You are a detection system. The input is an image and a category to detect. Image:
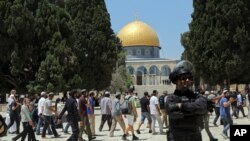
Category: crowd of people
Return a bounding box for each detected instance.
[1,87,248,141]
[0,61,249,141]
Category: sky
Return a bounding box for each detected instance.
[105,0,193,60]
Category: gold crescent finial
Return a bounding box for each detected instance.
[134,12,139,21]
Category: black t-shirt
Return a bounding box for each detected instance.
[140,96,149,112]
[9,101,20,116]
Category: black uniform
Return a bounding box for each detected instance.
[59,97,80,141]
[166,89,207,141]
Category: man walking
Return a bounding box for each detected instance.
[12,98,37,141]
[99,91,112,131]
[236,92,246,117]
[78,89,96,141]
[36,92,52,135]
[159,91,168,128]
[42,92,60,138]
[87,92,96,136]
[136,91,152,134]
[7,89,21,134]
[59,89,81,141]
[220,90,236,139]
[125,88,139,140]
[150,90,164,134]
[109,92,127,140]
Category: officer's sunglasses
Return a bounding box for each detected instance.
[179,75,193,81]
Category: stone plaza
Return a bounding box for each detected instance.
[1,107,249,141]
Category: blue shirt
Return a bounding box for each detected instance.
[219,97,230,118]
[87,97,95,114]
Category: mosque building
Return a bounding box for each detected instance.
[117,20,178,94]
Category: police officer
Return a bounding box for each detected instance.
[166,60,207,141]
[59,89,80,141]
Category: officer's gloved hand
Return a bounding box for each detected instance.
[181,96,189,103]
[167,103,180,112]
[170,111,184,119]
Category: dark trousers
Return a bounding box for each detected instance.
[204,114,216,140]
[67,120,79,141]
[7,115,20,133]
[99,114,112,131]
[42,116,58,137]
[13,122,36,141]
[213,107,220,124]
[167,131,202,141]
[237,105,246,117]
[231,105,238,118]
[79,116,92,140]
[221,117,233,136]
[36,115,52,134]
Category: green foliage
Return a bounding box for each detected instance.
[0,0,36,92]
[185,0,250,85]
[66,0,121,91]
[0,0,123,93]
[109,51,132,93]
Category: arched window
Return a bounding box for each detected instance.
[127,66,135,75]
[161,65,171,85]
[149,65,160,85]
[137,66,147,74]
[149,65,160,75]
[136,66,147,85]
[161,65,171,76]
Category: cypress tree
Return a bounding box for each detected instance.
[32,0,74,92]
[0,0,36,92]
[66,0,122,90]
[188,0,250,85]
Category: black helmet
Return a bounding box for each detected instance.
[169,60,193,84]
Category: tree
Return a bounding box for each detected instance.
[109,51,132,93]
[187,0,250,86]
[0,0,74,93]
[30,0,74,93]
[0,0,37,92]
[65,0,122,90]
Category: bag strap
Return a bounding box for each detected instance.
[121,96,132,105]
[114,100,120,111]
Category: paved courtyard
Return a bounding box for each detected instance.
[1,107,249,141]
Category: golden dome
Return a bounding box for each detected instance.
[117,20,160,47]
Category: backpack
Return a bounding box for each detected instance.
[207,100,214,113]
[159,95,165,109]
[120,96,132,114]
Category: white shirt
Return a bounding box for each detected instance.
[164,95,168,103]
[21,105,31,122]
[237,94,243,106]
[150,96,160,115]
[37,97,45,115]
[43,99,53,116]
[100,97,112,115]
[7,96,15,113]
